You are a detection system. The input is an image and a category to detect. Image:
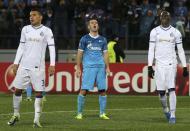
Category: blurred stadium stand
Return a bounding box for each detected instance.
[0,49,190,63]
[0,0,190,50]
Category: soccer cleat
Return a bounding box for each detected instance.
[33,121,43,128]
[7,115,20,126]
[100,113,110,120]
[75,114,83,120]
[169,117,176,124]
[25,97,32,101]
[164,112,170,121]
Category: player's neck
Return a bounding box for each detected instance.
[161,24,170,28]
[89,31,99,38]
[32,23,42,28]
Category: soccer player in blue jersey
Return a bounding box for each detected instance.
[75,15,110,120]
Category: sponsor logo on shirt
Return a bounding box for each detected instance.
[87,43,101,51]
[159,37,175,43]
[28,37,41,42]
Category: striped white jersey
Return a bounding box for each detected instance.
[148,25,187,67]
[14,24,55,70]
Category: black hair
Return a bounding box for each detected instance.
[160,11,170,17]
[31,6,43,16]
[87,14,99,22]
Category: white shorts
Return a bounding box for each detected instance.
[155,65,177,91]
[12,67,45,92]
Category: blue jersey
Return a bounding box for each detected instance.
[78,34,107,68]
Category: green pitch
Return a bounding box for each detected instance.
[0,94,190,131]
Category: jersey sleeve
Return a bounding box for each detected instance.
[14,27,26,64]
[20,26,26,43]
[46,28,55,46]
[46,28,56,66]
[78,37,86,51]
[175,29,182,44]
[149,29,156,43]
[148,29,156,66]
[103,37,108,52]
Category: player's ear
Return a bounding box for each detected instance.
[40,15,43,20]
[87,24,90,30]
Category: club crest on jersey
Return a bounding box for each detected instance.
[40,32,44,37]
[170,32,174,37]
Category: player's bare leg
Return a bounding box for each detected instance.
[8,89,22,126]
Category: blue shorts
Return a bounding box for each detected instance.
[81,67,106,91]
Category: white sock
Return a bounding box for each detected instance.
[34,98,42,123]
[13,94,22,116]
[159,95,169,113]
[169,91,176,118]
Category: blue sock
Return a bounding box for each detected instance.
[26,86,32,98]
[77,94,85,114]
[99,95,107,115]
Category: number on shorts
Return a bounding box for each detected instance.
[42,80,45,86]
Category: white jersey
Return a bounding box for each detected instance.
[148,25,186,67]
[14,24,55,70]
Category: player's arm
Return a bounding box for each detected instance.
[13,27,26,75]
[148,29,156,78]
[103,38,110,76]
[46,29,56,76]
[76,50,83,77]
[175,30,189,77]
[76,37,85,77]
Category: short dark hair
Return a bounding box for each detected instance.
[31,6,43,16]
[160,11,170,17]
[87,14,99,22]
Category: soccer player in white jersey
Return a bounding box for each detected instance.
[148,11,189,124]
[7,7,55,128]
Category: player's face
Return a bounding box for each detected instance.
[160,12,170,27]
[88,19,99,32]
[30,11,42,26]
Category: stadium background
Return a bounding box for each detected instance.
[0,0,189,94]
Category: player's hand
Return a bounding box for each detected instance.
[75,67,81,78]
[48,66,55,76]
[183,67,189,77]
[106,67,111,76]
[148,66,154,79]
[12,64,19,75]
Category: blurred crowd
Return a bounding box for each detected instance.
[0,0,190,50]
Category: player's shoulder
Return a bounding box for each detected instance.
[80,34,90,42]
[21,25,31,32]
[150,26,159,34]
[41,25,53,33]
[97,35,107,42]
[98,35,106,39]
[171,26,181,34]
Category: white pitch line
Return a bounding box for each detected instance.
[0,107,189,116]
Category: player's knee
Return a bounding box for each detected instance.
[168,88,175,92]
[158,90,166,97]
[15,89,22,96]
[98,89,106,96]
[35,92,43,98]
[79,90,88,96]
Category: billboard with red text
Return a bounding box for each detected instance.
[0,63,189,95]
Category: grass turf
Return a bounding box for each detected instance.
[0,94,190,131]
